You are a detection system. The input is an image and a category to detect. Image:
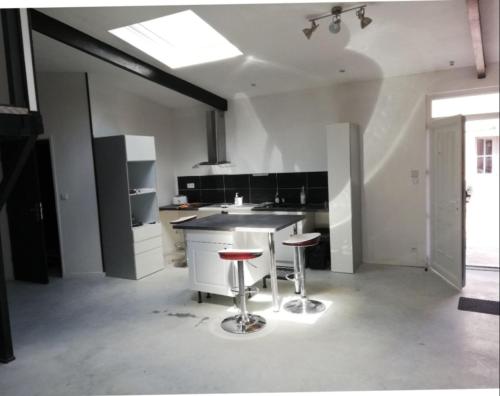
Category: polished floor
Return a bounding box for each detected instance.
[0,264,498,396]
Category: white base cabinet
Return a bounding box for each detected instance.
[186,230,270,297]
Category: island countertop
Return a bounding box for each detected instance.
[172,213,305,233]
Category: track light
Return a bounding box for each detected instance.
[356,7,372,29]
[302,20,318,39]
[329,15,341,34]
[302,4,372,39]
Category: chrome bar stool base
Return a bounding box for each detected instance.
[221,313,266,334]
[218,248,266,334]
[284,297,325,314]
[282,233,325,315]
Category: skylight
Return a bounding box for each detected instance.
[109,10,243,69]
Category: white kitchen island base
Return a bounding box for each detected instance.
[186,230,271,297]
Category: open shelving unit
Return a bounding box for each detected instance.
[93,135,164,280]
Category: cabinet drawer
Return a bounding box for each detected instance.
[135,247,164,279]
[134,236,162,255]
[133,223,161,242]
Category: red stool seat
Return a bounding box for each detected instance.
[218,249,263,261]
[282,233,321,247]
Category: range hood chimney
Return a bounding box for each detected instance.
[193,110,229,167]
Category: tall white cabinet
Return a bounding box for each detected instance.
[94,135,164,279]
[327,123,363,273]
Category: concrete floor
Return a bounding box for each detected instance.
[0,264,498,396]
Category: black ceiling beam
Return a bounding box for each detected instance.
[29,10,228,111]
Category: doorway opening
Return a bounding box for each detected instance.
[429,90,499,279]
[465,119,499,269]
[36,140,62,277]
[0,138,62,283]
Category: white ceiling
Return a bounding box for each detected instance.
[35,1,499,108]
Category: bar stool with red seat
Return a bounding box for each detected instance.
[282,233,325,314]
[218,248,266,334]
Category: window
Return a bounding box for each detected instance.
[109,10,243,69]
[476,138,493,173]
[431,92,499,119]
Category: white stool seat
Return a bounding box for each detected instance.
[283,232,321,247]
[170,215,197,225]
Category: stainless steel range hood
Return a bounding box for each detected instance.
[193,110,229,167]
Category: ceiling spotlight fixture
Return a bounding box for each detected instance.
[356,7,372,29]
[329,14,342,34]
[302,4,372,40]
[302,20,319,39]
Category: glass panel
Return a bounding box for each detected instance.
[485,157,492,173]
[432,93,500,118]
[477,157,484,173]
[485,139,493,155]
[477,139,484,155]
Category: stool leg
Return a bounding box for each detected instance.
[237,260,249,322]
[220,260,266,334]
[293,246,301,294]
[283,246,325,314]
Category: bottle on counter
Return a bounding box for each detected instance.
[274,190,280,204]
[300,186,306,205]
[234,192,243,206]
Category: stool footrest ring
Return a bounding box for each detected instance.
[231,286,259,296]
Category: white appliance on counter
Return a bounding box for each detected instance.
[172,195,187,205]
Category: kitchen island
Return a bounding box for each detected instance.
[173,213,305,311]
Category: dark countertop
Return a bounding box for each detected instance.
[252,203,328,212]
[159,203,210,211]
[172,213,305,233]
[160,202,328,212]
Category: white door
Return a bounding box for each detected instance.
[429,115,466,289]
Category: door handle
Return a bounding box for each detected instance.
[29,202,44,222]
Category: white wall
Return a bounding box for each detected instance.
[87,74,177,206]
[37,72,103,276]
[171,64,499,268]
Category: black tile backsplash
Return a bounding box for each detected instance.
[224,174,250,189]
[178,189,201,203]
[249,173,277,189]
[277,172,307,189]
[307,171,328,188]
[176,171,328,205]
[200,175,224,189]
[200,189,225,203]
[249,188,276,203]
[178,176,200,190]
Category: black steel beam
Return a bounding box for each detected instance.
[1,9,29,108]
[0,112,43,139]
[0,231,14,363]
[30,10,228,111]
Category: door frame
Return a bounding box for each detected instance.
[425,87,500,285]
[37,136,65,277]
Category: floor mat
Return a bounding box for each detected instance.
[458,297,500,315]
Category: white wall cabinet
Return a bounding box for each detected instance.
[94,135,164,279]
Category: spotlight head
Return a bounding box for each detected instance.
[329,15,341,34]
[357,7,372,29]
[302,20,318,39]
